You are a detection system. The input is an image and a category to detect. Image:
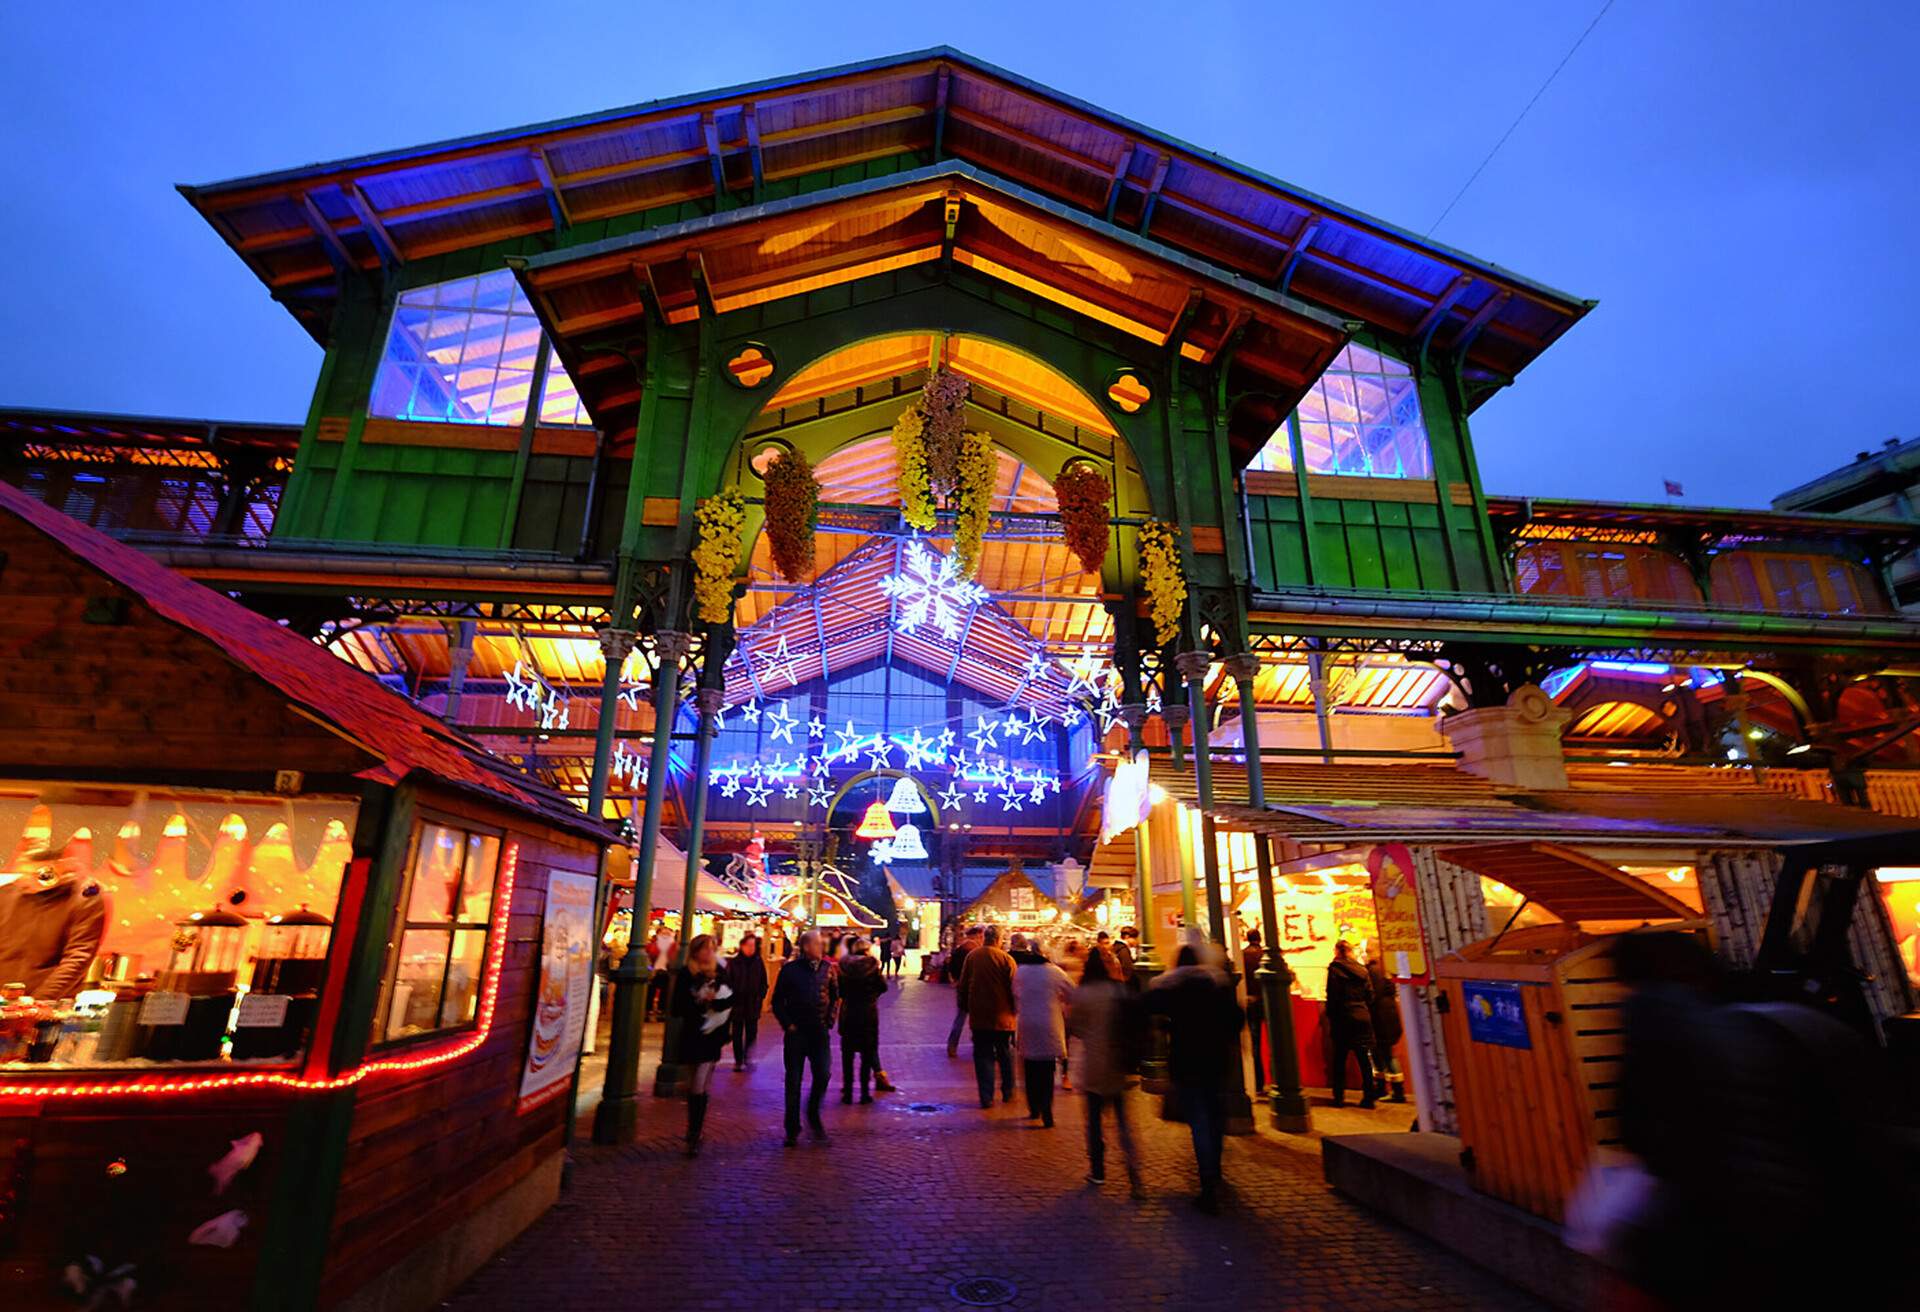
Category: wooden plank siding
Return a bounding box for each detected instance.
[317,796,598,1308]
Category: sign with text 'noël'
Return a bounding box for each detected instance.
[1366,844,1429,984]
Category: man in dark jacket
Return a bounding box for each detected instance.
[771,929,840,1145]
[1325,939,1376,1108]
[1147,942,1244,1213]
[837,936,888,1103]
[1242,929,1267,1093]
[723,932,770,1072]
[956,925,1018,1108]
[944,925,979,1057]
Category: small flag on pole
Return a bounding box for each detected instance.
[1663,480,1684,497]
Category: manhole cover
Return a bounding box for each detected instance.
[905,1101,948,1114]
[949,1276,1015,1307]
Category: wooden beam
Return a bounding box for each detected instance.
[1415,274,1474,366]
[1452,289,1513,364]
[1137,152,1171,235]
[1104,143,1138,223]
[702,112,730,206]
[528,146,572,231]
[1275,215,1322,300]
[342,182,403,267]
[296,192,354,273]
[933,64,952,157]
[742,103,765,202]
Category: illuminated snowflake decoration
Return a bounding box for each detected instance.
[879,540,989,641]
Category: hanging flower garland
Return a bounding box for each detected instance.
[691,488,747,626]
[892,407,937,532]
[1137,519,1186,648]
[762,449,821,583]
[919,366,971,490]
[1053,464,1112,577]
[951,430,997,579]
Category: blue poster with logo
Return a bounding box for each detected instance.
[1462,980,1531,1050]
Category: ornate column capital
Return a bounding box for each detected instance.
[1162,702,1192,735]
[1222,653,1262,687]
[596,626,639,662]
[652,629,694,665]
[694,685,726,724]
[1173,649,1212,685]
[1118,703,1149,732]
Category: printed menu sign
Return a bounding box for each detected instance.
[1366,844,1430,983]
[519,871,597,1114]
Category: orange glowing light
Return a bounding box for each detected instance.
[854,802,896,840]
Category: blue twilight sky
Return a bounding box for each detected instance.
[2,2,1916,509]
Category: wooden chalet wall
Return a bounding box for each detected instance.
[319,788,598,1310]
[0,513,371,780]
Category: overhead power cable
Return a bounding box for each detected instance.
[1427,0,1618,236]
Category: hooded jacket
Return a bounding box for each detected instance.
[0,870,108,1000]
[837,952,887,1044]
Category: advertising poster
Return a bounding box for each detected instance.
[518,870,598,1114]
[1462,980,1531,1050]
[1367,843,1430,983]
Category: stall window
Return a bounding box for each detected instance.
[368,270,590,427]
[376,820,502,1043]
[0,785,356,1069]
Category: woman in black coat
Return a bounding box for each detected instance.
[836,937,889,1103]
[671,934,734,1155]
[1365,953,1405,1103]
[723,932,770,1071]
[1324,939,1376,1108]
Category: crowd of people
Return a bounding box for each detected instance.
[657,919,1410,1212]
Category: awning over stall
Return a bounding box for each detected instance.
[1434,841,1696,923]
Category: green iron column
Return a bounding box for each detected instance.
[588,626,637,818]
[1178,646,1253,1133]
[652,670,727,1098]
[593,628,690,1145]
[1175,650,1227,942]
[1227,652,1309,1132]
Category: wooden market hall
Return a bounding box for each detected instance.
[4,46,1919,1311]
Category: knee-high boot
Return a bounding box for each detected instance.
[685,1093,708,1156]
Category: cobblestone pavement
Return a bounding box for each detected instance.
[447,972,1542,1312]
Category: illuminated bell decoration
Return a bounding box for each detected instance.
[855,802,897,840]
[885,777,926,815]
[889,823,928,861]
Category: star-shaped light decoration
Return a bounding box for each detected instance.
[879,539,990,640]
[968,716,1001,755]
[807,780,833,809]
[807,715,826,740]
[757,633,801,688]
[973,786,990,804]
[1145,687,1163,715]
[866,739,896,771]
[950,750,972,775]
[743,781,771,807]
[988,758,1012,786]
[503,660,537,712]
[1029,779,1048,804]
[1060,706,1084,727]
[900,728,938,770]
[718,771,743,799]
[936,727,957,755]
[937,782,965,811]
[738,699,761,724]
[832,720,867,762]
[781,781,800,799]
[998,786,1025,812]
[765,701,800,745]
[1017,709,1049,746]
[1065,656,1103,699]
[1096,689,1122,734]
[1022,649,1054,684]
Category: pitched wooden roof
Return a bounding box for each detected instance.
[181,48,1590,395]
[0,480,607,839]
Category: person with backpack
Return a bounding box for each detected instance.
[1068,944,1143,1198]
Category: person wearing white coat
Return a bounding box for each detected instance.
[1009,934,1073,1128]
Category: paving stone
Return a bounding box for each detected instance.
[445,974,1542,1311]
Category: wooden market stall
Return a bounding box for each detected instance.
[1431,843,1700,1222]
[0,482,613,1312]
